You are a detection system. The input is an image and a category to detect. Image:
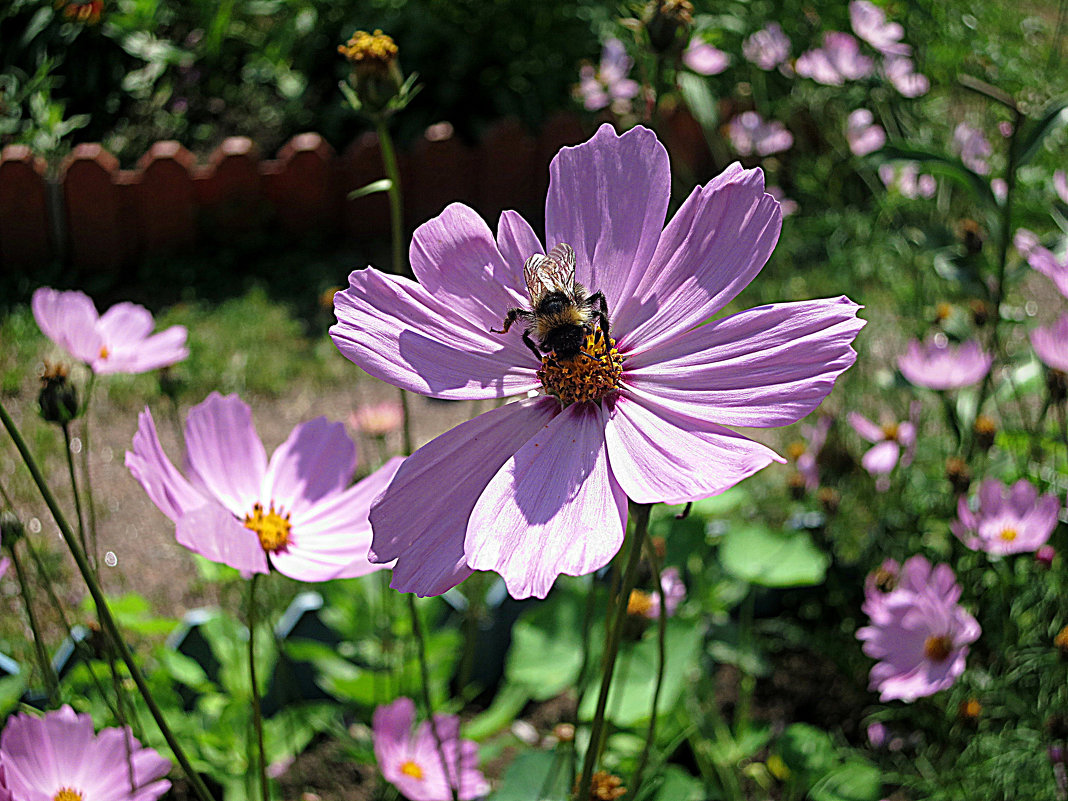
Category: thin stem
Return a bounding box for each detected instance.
[0,399,217,801]
[9,543,59,701]
[248,573,269,801]
[375,119,409,279]
[576,501,652,801]
[61,422,89,562]
[733,590,756,734]
[398,387,414,458]
[80,376,100,571]
[631,539,667,795]
[570,574,600,787]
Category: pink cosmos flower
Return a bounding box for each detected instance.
[795,414,831,491]
[857,555,980,702]
[350,401,405,437]
[0,705,171,801]
[846,109,886,157]
[883,56,929,97]
[1056,170,1068,204]
[1020,237,1068,298]
[373,697,489,801]
[898,338,992,390]
[1031,315,1068,372]
[727,111,794,157]
[646,566,686,618]
[951,478,1060,556]
[953,123,992,175]
[795,33,874,86]
[683,37,729,75]
[578,39,640,112]
[125,392,403,580]
[32,288,188,375]
[879,162,935,198]
[766,185,798,216]
[742,23,791,71]
[331,124,864,599]
[848,405,917,479]
[850,0,910,56]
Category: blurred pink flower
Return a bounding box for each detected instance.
[879,162,936,198]
[32,288,188,375]
[350,401,405,437]
[857,555,980,702]
[683,37,729,74]
[1056,170,1068,204]
[331,124,864,599]
[795,414,831,490]
[578,39,639,112]
[848,404,917,479]
[991,178,1007,203]
[953,123,991,175]
[951,478,1060,556]
[883,56,929,97]
[846,109,886,156]
[1031,315,1068,371]
[1020,238,1068,298]
[766,185,798,216]
[727,111,794,156]
[998,121,1013,137]
[1036,544,1056,567]
[898,338,992,390]
[795,33,874,85]
[850,0,910,55]
[125,392,402,580]
[647,566,686,618]
[1014,227,1040,258]
[742,23,791,70]
[373,698,489,801]
[0,705,171,801]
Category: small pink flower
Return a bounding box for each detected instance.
[125,392,403,580]
[1056,170,1068,205]
[846,109,886,156]
[953,123,992,175]
[350,401,405,437]
[998,121,1014,138]
[857,555,980,702]
[951,478,1060,555]
[898,338,992,390]
[1031,315,1068,372]
[795,33,874,85]
[795,415,831,490]
[646,566,686,618]
[578,39,639,112]
[766,185,798,216]
[683,37,729,75]
[882,56,929,97]
[32,288,188,375]
[991,178,1007,203]
[1014,227,1040,257]
[1036,544,1056,567]
[879,162,936,198]
[373,698,489,801]
[1020,238,1068,298]
[850,0,910,56]
[743,23,790,70]
[0,705,171,801]
[727,111,794,156]
[848,405,917,478]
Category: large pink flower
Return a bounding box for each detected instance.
[951,478,1060,556]
[32,288,188,375]
[331,124,864,599]
[898,338,992,390]
[0,705,171,801]
[373,698,489,801]
[125,392,402,580]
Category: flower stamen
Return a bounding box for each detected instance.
[243,502,292,553]
[627,590,653,617]
[98,345,109,360]
[538,329,623,405]
[924,634,953,662]
[53,788,84,801]
[999,527,1017,542]
[399,760,424,779]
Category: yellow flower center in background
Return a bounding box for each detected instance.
[924,635,953,662]
[53,788,84,801]
[627,590,653,617]
[999,527,1017,542]
[338,30,398,69]
[538,329,623,405]
[881,422,899,441]
[786,441,807,461]
[399,760,424,779]
[243,502,291,553]
[98,345,109,360]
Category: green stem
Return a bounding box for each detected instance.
[733,590,756,734]
[61,422,89,562]
[575,501,652,801]
[80,377,100,571]
[375,119,408,279]
[569,574,600,786]
[0,399,217,801]
[8,543,59,701]
[398,387,414,458]
[631,539,668,795]
[249,573,269,801]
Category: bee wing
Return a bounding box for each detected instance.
[523,243,576,304]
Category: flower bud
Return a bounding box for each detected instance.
[645,0,694,54]
[38,362,79,425]
[1036,544,1055,568]
[817,486,840,514]
[945,457,971,495]
[958,697,982,721]
[0,510,24,547]
[553,722,575,743]
[578,770,626,801]
[969,299,990,328]
[1048,369,1068,404]
[1056,625,1068,657]
[958,218,984,255]
[338,29,405,116]
[973,415,997,452]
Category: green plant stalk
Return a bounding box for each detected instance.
[398,387,414,460]
[248,573,269,801]
[575,501,652,801]
[80,374,100,569]
[733,590,756,734]
[0,399,217,801]
[375,119,408,279]
[630,539,668,795]
[569,574,600,785]
[8,543,59,701]
[61,422,89,561]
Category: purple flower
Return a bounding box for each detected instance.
[846,109,886,157]
[742,23,790,70]
[0,705,171,801]
[683,37,729,75]
[898,338,992,390]
[866,721,888,748]
[578,39,639,112]
[879,162,936,198]
[795,33,874,85]
[727,111,794,156]
[32,288,188,375]
[1056,170,1068,204]
[648,566,686,618]
[850,1,910,55]
[951,478,1060,555]
[848,406,917,478]
[125,392,403,580]
[857,555,980,702]
[373,698,489,801]
[1020,238,1068,298]
[794,415,831,491]
[1032,315,1068,372]
[883,56,929,97]
[953,123,992,175]
[331,124,864,599]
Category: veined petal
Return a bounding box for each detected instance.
[331,268,540,400]
[496,210,544,276]
[262,418,356,514]
[604,392,781,505]
[370,397,559,596]
[465,402,627,600]
[31,287,103,365]
[624,297,864,427]
[544,124,669,322]
[183,393,267,516]
[617,165,782,352]
[125,407,208,522]
[175,502,268,574]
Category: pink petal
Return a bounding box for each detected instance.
[617,165,782,354]
[125,407,208,522]
[847,411,885,443]
[183,393,267,517]
[31,287,103,365]
[331,268,540,400]
[175,502,268,574]
[861,440,900,474]
[604,392,781,504]
[370,397,560,596]
[373,697,417,773]
[683,40,730,75]
[624,297,865,427]
[544,124,669,328]
[98,325,188,374]
[95,301,154,343]
[465,402,628,599]
[496,210,544,277]
[261,418,357,514]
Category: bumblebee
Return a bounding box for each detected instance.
[492,243,610,361]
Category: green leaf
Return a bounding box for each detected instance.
[1014,98,1068,167]
[649,765,706,801]
[777,723,838,780]
[809,760,883,801]
[718,525,829,587]
[348,178,392,200]
[489,750,568,800]
[881,145,996,207]
[505,590,586,700]
[677,71,719,132]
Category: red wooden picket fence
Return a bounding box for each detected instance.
[0,110,712,273]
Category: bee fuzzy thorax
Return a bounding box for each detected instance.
[538,329,623,405]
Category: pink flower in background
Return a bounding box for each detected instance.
[883,56,929,97]
[1020,238,1068,298]
[879,162,936,198]
[648,566,686,618]
[850,0,910,55]
[578,39,639,112]
[998,121,1013,138]
[1014,227,1040,258]
[848,405,917,480]
[727,111,794,156]
[857,555,980,702]
[0,705,171,801]
[795,415,831,491]
[1036,545,1056,567]
[32,288,188,375]
[951,478,1060,556]
[350,401,405,437]
[373,698,489,801]
[1031,315,1068,372]
[766,185,798,216]
[126,392,403,580]
[898,338,992,389]
[743,23,791,70]
[331,124,864,599]
[1056,170,1068,204]
[683,37,729,75]
[991,178,1007,203]
[846,109,886,156]
[953,123,992,175]
[795,33,874,85]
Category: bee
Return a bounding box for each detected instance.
[492,243,610,362]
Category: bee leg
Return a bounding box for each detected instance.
[521,330,544,363]
[586,291,611,341]
[491,308,530,335]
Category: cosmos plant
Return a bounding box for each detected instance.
[951,478,1060,556]
[898,338,992,390]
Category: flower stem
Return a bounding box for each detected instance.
[575,501,652,801]
[374,119,409,279]
[0,399,217,801]
[80,375,101,570]
[630,537,668,795]
[8,543,59,701]
[248,573,269,801]
[61,422,89,562]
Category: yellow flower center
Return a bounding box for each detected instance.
[627,590,653,617]
[959,698,982,719]
[786,441,807,461]
[999,527,1017,542]
[924,635,953,662]
[881,422,899,441]
[243,502,291,553]
[53,788,84,801]
[538,329,623,405]
[399,760,424,779]
[98,345,109,359]
[338,29,398,70]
